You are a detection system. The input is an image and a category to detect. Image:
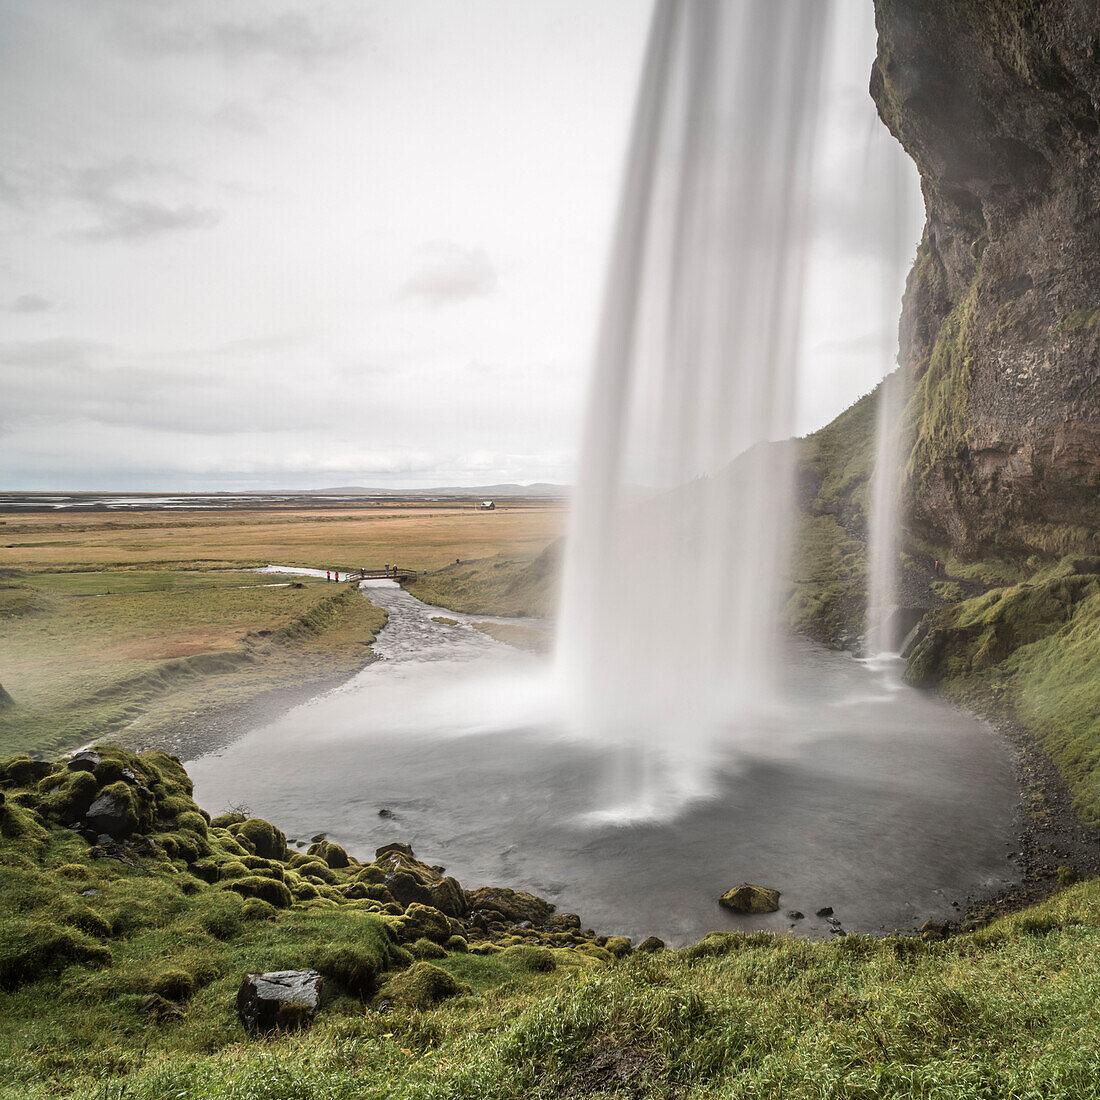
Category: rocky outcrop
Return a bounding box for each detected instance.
[872,0,1100,561]
[237,970,323,1036]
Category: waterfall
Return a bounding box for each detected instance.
[555,0,833,821]
[864,124,921,656]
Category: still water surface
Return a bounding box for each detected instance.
[188,581,1017,945]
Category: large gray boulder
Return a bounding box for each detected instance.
[236,970,323,1037]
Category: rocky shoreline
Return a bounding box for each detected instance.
[962,711,1100,927]
[119,639,1100,946]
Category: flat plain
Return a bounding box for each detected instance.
[0,501,564,758]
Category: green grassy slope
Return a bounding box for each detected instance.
[4,745,1100,1099]
[0,573,387,758]
[906,558,1100,822]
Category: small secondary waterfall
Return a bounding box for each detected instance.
[556,0,833,820]
[865,126,922,656]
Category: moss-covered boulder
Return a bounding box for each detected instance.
[307,839,350,869]
[0,755,51,787]
[501,945,556,972]
[466,886,553,925]
[222,876,293,909]
[234,818,287,861]
[718,884,781,914]
[378,962,466,1010]
[313,944,381,997]
[400,903,452,945]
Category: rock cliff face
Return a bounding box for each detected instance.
[872,0,1100,561]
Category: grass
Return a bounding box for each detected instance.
[905,560,1100,821]
[0,571,386,758]
[407,542,560,618]
[5,744,1100,1099]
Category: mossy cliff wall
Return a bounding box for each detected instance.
[871,0,1100,561]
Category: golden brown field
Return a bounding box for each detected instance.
[0,502,564,573]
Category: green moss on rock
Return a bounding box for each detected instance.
[378,961,467,1010]
[718,884,781,914]
[234,818,287,861]
[222,876,292,909]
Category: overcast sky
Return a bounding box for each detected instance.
[0,0,922,491]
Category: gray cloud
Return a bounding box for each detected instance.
[66,161,220,242]
[112,6,367,68]
[78,200,220,241]
[11,294,53,313]
[400,244,498,309]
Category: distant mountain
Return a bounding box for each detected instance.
[305,483,568,498]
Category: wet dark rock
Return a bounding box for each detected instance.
[466,886,554,925]
[66,750,101,772]
[237,970,323,1037]
[899,619,929,660]
[786,910,805,921]
[375,841,414,859]
[377,808,394,819]
[815,907,834,918]
[718,883,780,914]
[546,912,582,933]
[85,793,135,839]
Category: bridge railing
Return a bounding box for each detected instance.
[341,567,418,583]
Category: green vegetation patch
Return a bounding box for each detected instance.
[904,266,981,488]
[0,571,387,758]
[407,543,559,617]
[5,743,1100,1098]
[906,560,1100,821]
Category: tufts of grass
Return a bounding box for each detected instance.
[407,542,560,618]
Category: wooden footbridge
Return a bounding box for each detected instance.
[341,566,418,583]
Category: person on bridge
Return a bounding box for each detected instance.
[326,570,331,582]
